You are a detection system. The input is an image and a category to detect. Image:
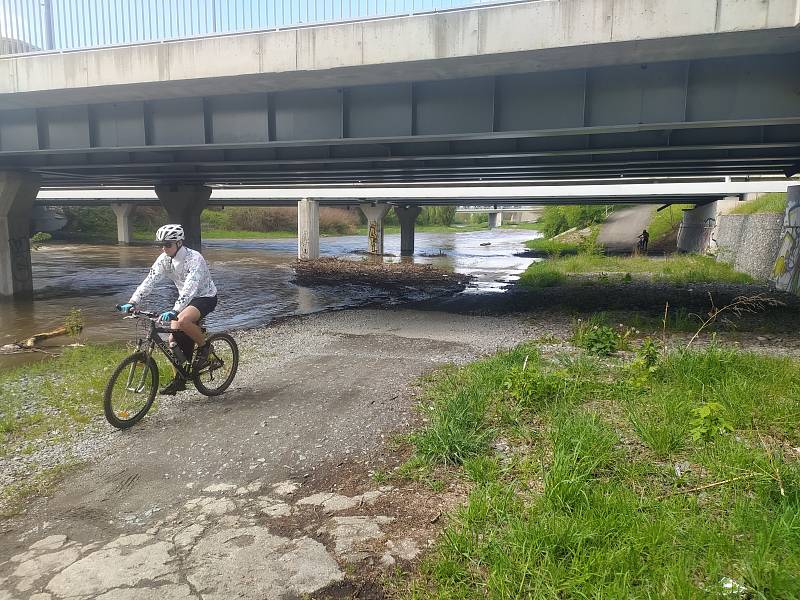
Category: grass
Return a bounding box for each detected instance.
[0,344,133,457]
[524,238,581,256]
[517,254,753,288]
[649,203,694,241]
[400,340,800,599]
[729,193,787,215]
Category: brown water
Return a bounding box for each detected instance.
[0,229,540,368]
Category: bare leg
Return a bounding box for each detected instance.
[170,306,206,346]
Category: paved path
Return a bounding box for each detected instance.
[598,205,657,254]
[0,308,560,600]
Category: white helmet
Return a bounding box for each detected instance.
[155,224,185,243]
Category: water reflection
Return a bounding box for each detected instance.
[0,229,539,359]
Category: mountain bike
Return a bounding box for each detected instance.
[104,308,239,429]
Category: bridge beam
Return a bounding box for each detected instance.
[0,172,40,299]
[360,203,390,255]
[394,205,421,256]
[298,198,320,260]
[774,185,800,294]
[155,184,211,250]
[111,202,134,245]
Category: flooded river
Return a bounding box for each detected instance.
[0,228,540,367]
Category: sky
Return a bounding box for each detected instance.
[0,0,498,52]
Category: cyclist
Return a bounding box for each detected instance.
[637,229,650,253]
[117,224,218,395]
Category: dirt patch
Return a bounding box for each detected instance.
[293,257,471,291]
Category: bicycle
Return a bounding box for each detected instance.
[103,308,239,429]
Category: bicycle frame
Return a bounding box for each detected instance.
[127,311,193,380]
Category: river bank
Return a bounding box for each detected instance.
[2,270,800,596]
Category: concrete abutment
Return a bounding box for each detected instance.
[155,184,211,250]
[0,172,40,299]
[774,185,800,294]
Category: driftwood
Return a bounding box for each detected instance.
[1,325,79,354]
[293,257,471,289]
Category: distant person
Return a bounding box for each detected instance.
[637,229,650,253]
[117,224,218,395]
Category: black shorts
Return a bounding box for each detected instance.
[187,296,218,319]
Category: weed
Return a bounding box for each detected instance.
[64,307,84,337]
[690,402,734,443]
[517,263,565,288]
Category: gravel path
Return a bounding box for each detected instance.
[0,306,568,600]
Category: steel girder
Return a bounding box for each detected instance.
[2,52,800,186]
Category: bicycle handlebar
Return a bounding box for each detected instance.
[115,305,166,320]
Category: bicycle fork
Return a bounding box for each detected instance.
[126,339,155,393]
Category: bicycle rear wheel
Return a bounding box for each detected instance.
[104,352,159,429]
[193,333,239,396]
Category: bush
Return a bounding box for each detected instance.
[319,207,359,235]
[517,263,566,288]
[540,205,609,238]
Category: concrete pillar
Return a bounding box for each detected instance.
[154,184,211,250]
[0,172,40,298]
[394,205,421,256]
[773,185,800,294]
[297,198,320,260]
[488,211,503,229]
[677,197,739,254]
[111,203,134,245]
[359,203,390,255]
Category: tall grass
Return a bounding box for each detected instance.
[648,203,693,241]
[729,193,787,215]
[404,343,800,598]
[517,254,753,288]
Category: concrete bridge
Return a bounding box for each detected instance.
[2,0,800,297]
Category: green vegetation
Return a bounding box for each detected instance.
[518,254,753,288]
[648,203,693,241]
[539,205,611,238]
[1,344,131,457]
[524,238,581,256]
[402,339,800,598]
[729,193,787,215]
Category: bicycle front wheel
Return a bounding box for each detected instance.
[104,352,159,429]
[193,333,239,397]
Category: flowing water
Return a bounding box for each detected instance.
[0,228,540,368]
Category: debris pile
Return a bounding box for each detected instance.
[293,257,471,291]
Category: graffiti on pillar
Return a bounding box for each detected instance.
[9,236,33,291]
[772,200,800,293]
[368,222,379,254]
[702,218,717,254]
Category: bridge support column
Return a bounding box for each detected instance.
[155,184,211,250]
[677,197,739,254]
[394,205,421,256]
[488,211,503,229]
[360,203,390,255]
[298,198,320,260]
[773,185,800,294]
[0,172,40,299]
[111,203,134,245]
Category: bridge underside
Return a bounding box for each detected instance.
[1,52,799,187]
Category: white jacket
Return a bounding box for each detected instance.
[130,246,217,312]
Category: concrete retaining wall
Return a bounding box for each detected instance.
[715,213,783,282]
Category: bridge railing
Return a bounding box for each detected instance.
[0,0,508,56]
